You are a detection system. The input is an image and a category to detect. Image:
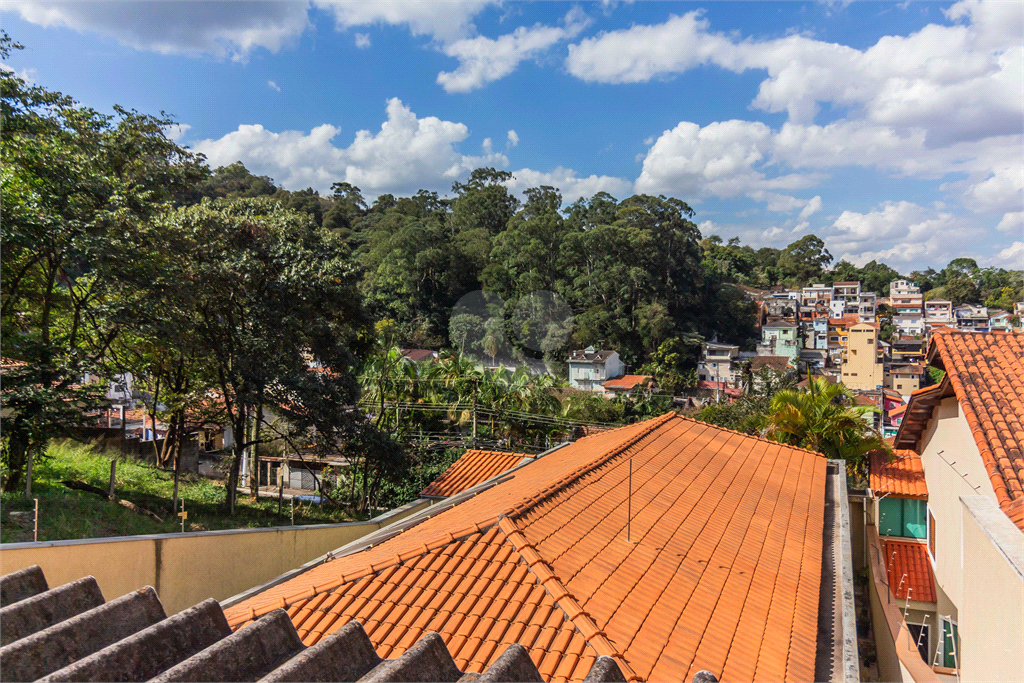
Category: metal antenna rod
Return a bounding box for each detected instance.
[627,458,632,544]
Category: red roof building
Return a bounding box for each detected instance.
[420,450,531,499]
[226,413,849,682]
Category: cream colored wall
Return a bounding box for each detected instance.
[918,398,997,610]
[957,498,1024,683]
[0,499,430,614]
[842,324,883,391]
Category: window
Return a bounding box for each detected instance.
[879,498,927,538]
[908,623,930,663]
[939,618,959,669]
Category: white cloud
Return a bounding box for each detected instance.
[354,32,371,48]
[996,211,1024,233]
[163,123,191,142]
[504,167,633,203]
[506,130,519,148]
[193,98,507,197]
[566,3,1022,142]
[267,80,281,92]
[634,119,823,212]
[829,201,985,267]
[9,1,498,59]
[987,241,1024,268]
[8,0,311,60]
[961,164,1023,214]
[0,62,37,82]
[436,10,589,93]
[314,0,494,44]
[798,195,822,221]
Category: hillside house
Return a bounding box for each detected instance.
[567,348,624,393]
[953,305,989,332]
[697,342,742,394]
[841,323,883,391]
[884,363,924,395]
[759,320,801,363]
[601,374,654,398]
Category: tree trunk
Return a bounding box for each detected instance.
[3,430,28,493]
[250,403,262,500]
[172,410,184,514]
[226,412,246,516]
[24,446,33,499]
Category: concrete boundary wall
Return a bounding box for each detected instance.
[0,499,431,615]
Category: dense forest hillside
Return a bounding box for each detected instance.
[192,162,1022,367]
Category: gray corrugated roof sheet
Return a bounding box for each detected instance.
[0,566,704,683]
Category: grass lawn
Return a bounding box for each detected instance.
[1,440,358,543]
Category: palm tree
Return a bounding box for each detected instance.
[763,377,887,474]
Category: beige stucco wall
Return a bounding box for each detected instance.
[918,398,997,610]
[842,324,883,391]
[957,497,1024,683]
[0,499,431,614]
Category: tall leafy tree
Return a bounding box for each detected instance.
[0,32,204,491]
[150,198,374,513]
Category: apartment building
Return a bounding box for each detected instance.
[890,280,925,336]
[804,315,829,350]
[827,314,861,365]
[759,320,801,363]
[954,305,989,332]
[884,363,924,395]
[924,299,953,328]
[697,342,743,395]
[840,322,884,390]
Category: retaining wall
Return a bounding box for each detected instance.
[0,499,431,615]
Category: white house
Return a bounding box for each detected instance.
[567,347,624,393]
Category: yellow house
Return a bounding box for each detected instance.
[841,322,884,391]
[862,330,1023,682]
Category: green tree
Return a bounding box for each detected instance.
[150,198,374,513]
[777,235,833,283]
[0,32,205,492]
[945,277,980,306]
[763,377,887,473]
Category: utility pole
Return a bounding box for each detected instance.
[472,380,478,443]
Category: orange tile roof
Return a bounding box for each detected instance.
[226,413,828,683]
[602,375,652,390]
[888,404,907,418]
[420,450,530,498]
[930,330,1024,530]
[870,450,927,499]
[882,539,937,603]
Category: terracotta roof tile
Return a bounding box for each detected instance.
[225,413,828,682]
[602,375,653,391]
[930,330,1024,530]
[420,450,530,498]
[882,539,937,603]
[870,450,927,499]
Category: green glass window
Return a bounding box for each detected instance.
[941,619,959,669]
[879,498,927,539]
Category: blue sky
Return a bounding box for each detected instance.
[3,1,1022,271]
